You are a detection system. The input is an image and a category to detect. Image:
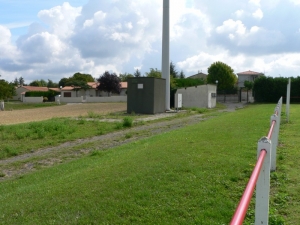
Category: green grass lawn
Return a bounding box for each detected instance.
[0,103,294,224]
[3,101,64,110]
[274,104,300,224]
[0,118,123,159]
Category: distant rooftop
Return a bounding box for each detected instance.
[237,70,263,76]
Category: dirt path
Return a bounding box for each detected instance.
[0,102,246,181]
[0,103,126,125]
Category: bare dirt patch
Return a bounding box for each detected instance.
[0,103,126,125]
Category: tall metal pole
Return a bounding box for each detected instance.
[162,0,170,110]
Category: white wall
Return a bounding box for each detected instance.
[175,84,216,108]
[59,96,127,103]
[23,97,43,103]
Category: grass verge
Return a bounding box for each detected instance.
[0,104,289,224]
[0,118,121,159]
[3,102,64,110]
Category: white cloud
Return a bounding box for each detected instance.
[216,19,246,35]
[177,50,300,78]
[289,0,300,5]
[235,9,244,18]
[1,0,300,82]
[38,2,81,39]
[0,25,18,59]
[252,8,263,19]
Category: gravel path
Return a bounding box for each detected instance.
[0,103,126,125]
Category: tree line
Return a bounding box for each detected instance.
[1,61,240,100]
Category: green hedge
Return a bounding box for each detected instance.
[25,90,60,101]
[253,76,300,103]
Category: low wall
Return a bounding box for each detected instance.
[59,96,127,103]
[23,97,43,103]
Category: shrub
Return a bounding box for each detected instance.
[123,117,133,128]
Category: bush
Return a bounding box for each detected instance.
[25,90,60,102]
[123,117,133,128]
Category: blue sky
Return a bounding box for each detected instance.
[1,0,300,83]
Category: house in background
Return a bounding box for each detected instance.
[14,86,60,101]
[236,70,264,102]
[60,82,128,98]
[237,70,264,88]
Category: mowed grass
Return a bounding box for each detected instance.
[0,104,289,224]
[4,102,63,110]
[274,104,300,224]
[0,118,123,159]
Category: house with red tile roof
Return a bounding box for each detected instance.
[237,70,264,88]
[14,86,60,101]
[60,81,127,98]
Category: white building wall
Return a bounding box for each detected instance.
[23,97,43,103]
[175,84,216,108]
[59,96,127,103]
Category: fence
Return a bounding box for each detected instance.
[230,97,283,225]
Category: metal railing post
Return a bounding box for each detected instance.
[270,114,279,171]
[286,78,291,122]
[255,137,272,225]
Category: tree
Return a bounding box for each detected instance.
[47,79,58,88]
[97,71,121,96]
[134,69,141,77]
[29,80,40,86]
[19,77,25,86]
[29,79,47,87]
[119,73,134,82]
[179,70,185,79]
[207,61,237,91]
[0,79,15,100]
[58,78,69,87]
[72,72,94,82]
[244,80,253,102]
[145,68,161,78]
[13,77,19,86]
[170,61,178,78]
[58,72,94,87]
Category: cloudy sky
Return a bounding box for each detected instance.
[1,0,300,83]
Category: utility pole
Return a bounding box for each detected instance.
[162,0,170,111]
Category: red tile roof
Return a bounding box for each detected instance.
[61,86,75,91]
[237,70,263,75]
[120,82,127,89]
[87,82,99,88]
[22,86,49,91]
[49,88,61,92]
[61,82,127,90]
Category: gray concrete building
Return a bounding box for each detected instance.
[175,84,217,109]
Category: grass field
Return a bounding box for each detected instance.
[3,101,64,111]
[0,103,297,224]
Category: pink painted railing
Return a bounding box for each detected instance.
[230,97,282,225]
[230,150,267,224]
